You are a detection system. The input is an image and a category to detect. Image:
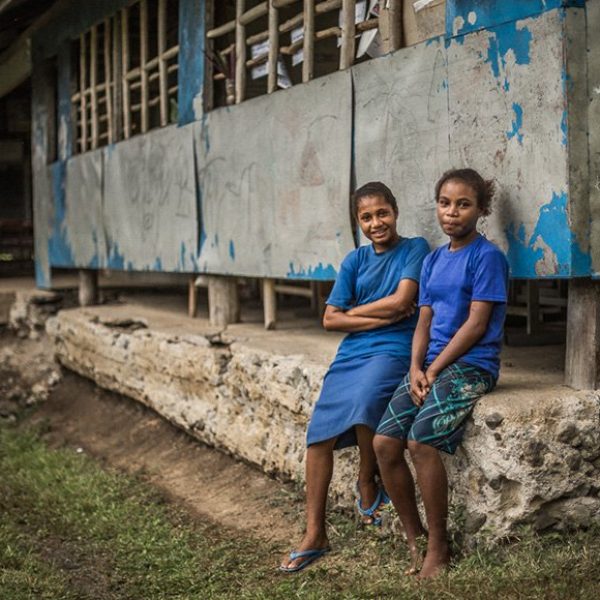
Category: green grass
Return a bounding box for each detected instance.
[1,422,600,599]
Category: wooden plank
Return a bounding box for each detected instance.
[267,2,279,94]
[140,0,149,133]
[121,7,131,139]
[279,13,303,34]
[379,0,402,52]
[303,0,315,83]
[79,33,88,152]
[339,0,356,70]
[158,0,168,126]
[272,0,296,8]
[247,30,270,45]
[188,275,198,318]
[235,0,246,104]
[207,19,235,39]
[103,18,114,144]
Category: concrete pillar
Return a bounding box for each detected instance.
[208,276,239,327]
[78,269,99,306]
[565,279,600,390]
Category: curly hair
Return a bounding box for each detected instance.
[434,168,495,216]
[351,181,398,217]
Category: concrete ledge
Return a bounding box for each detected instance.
[46,303,600,538]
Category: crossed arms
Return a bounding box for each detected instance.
[322,279,419,333]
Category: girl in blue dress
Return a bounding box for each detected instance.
[280,182,429,572]
[374,168,509,579]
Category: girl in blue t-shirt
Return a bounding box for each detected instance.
[280,182,429,572]
[374,168,509,579]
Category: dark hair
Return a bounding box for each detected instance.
[434,168,495,216]
[352,181,398,217]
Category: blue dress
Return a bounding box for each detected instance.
[306,236,429,449]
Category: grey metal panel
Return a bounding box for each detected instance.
[447,10,573,277]
[194,70,354,280]
[64,149,106,268]
[353,37,450,247]
[103,124,197,271]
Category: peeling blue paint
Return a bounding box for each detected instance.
[485,21,532,80]
[560,110,568,146]
[178,0,206,125]
[506,103,524,144]
[35,259,51,289]
[287,262,337,280]
[505,191,590,277]
[48,161,75,267]
[107,242,125,270]
[229,240,235,261]
[153,257,163,271]
[446,1,584,39]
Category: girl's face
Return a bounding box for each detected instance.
[356,194,399,252]
[436,179,482,247]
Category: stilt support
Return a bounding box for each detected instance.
[78,269,99,306]
[208,276,240,327]
[263,278,276,330]
[565,279,600,389]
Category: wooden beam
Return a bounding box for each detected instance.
[302,0,315,83]
[339,0,356,70]
[112,13,123,142]
[207,19,235,40]
[79,269,99,306]
[204,0,215,112]
[188,275,198,318]
[140,0,149,133]
[239,1,267,26]
[90,25,99,149]
[235,0,246,104]
[208,276,240,327]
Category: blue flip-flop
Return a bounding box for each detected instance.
[279,547,331,573]
[355,484,389,526]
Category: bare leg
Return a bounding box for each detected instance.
[374,434,427,573]
[408,440,450,579]
[355,425,381,522]
[280,437,337,569]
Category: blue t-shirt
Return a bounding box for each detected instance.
[327,236,430,361]
[419,234,509,379]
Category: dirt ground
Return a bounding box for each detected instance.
[0,329,304,552]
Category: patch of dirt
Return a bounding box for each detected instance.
[1,329,303,551]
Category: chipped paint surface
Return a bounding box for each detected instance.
[64,150,106,267]
[194,70,354,280]
[103,124,197,272]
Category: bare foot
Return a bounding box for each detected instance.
[280,532,330,570]
[417,545,450,580]
[356,479,382,525]
[404,534,427,575]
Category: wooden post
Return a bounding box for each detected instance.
[263,278,276,330]
[267,2,279,94]
[90,25,99,149]
[78,269,99,306]
[140,0,149,133]
[379,0,402,53]
[158,0,168,126]
[204,0,215,112]
[208,276,240,328]
[113,13,123,141]
[340,0,356,70]
[525,280,539,336]
[121,7,131,139]
[188,275,198,318]
[235,0,246,104]
[565,279,600,389]
[303,0,315,83]
[104,18,114,144]
[79,33,88,152]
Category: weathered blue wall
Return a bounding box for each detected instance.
[31,0,595,283]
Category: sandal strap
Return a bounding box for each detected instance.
[355,487,384,517]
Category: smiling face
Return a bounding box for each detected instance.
[356,194,399,252]
[436,179,483,249]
